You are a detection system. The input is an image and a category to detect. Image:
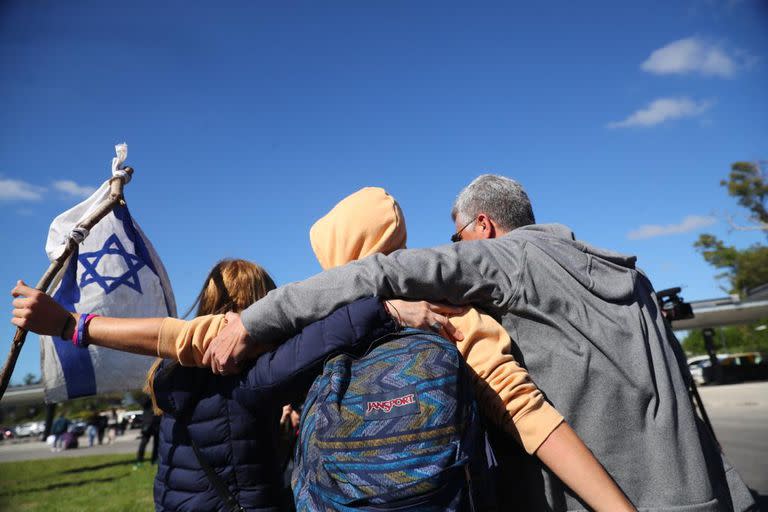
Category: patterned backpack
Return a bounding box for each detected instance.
[292,329,496,511]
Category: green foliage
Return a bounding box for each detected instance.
[22,373,41,386]
[695,161,768,296]
[681,318,768,356]
[9,373,41,388]
[694,236,768,294]
[721,161,768,227]
[0,454,154,511]
[1,391,145,424]
[64,393,135,421]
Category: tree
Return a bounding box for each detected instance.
[694,236,768,295]
[681,322,768,356]
[695,161,768,296]
[721,161,768,232]
[21,373,39,386]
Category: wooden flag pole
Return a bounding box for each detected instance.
[0,168,134,401]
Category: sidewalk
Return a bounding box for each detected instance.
[0,430,140,463]
[697,381,768,495]
[697,381,767,411]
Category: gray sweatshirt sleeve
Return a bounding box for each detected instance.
[240,237,521,343]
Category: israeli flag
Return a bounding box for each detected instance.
[40,145,177,402]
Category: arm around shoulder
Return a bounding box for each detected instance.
[240,238,521,345]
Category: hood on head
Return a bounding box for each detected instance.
[310,187,407,270]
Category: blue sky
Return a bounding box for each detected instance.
[1,1,766,382]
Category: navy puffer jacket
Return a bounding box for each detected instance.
[153,297,396,511]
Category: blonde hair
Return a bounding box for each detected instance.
[145,259,277,413]
[187,259,277,317]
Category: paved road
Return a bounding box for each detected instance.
[1,383,766,504]
[0,430,139,463]
[698,381,768,503]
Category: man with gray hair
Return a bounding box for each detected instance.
[450,174,536,241]
[206,174,754,511]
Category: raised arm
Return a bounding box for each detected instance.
[205,239,521,374]
[11,280,464,370]
[11,280,164,356]
[240,238,519,348]
[11,281,235,365]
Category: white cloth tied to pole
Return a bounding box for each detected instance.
[64,226,90,246]
[111,142,131,184]
[40,143,177,402]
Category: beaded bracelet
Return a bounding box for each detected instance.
[72,313,99,348]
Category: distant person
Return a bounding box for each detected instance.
[136,396,160,465]
[12,259,447,511]
[107,408,118,444]
[60,427,78,450]
[97,413,107,445]
[50,412,70,452]
[86,409,100,448]
[204,175,755,511]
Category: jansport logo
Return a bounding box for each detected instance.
[366,393,416,414]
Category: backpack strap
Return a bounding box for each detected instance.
[153,361,244,511]
[185,422,245,512]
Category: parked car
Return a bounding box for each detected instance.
[688,352,766,385]
[688,355,712,385]
[719,352,764,366]
[13,421,44,438]
[122,410,144,429]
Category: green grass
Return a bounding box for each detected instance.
[0,454,155,511]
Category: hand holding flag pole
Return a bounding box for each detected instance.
[0,149,134,401]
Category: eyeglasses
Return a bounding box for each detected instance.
[451,219,475,243]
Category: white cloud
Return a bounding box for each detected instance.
[627,215,717,240]
[0,179,46,201]
[641,37,744,77]
[52,180,97,199]
[608,97,713,128]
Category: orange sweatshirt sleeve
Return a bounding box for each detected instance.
[451,308,564,454]
[156,315,227,367]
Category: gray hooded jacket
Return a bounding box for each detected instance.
[241,224,754,511]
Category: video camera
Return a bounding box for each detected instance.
[656,287,694,321]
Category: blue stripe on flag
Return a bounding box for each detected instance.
[52,253,97,398]
[114,205,173,316]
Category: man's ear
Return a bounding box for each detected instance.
[476,213,496,239]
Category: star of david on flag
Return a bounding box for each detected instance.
[79,234,146,294]
[39,146,176,402]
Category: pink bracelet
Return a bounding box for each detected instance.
[72,314,100,348]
